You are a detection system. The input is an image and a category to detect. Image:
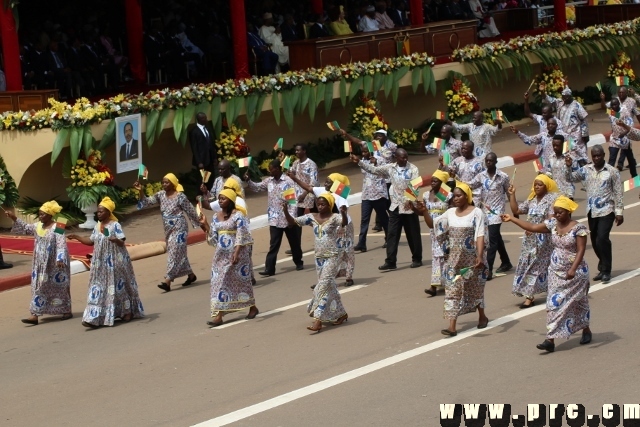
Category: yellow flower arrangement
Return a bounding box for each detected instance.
[215,124,249,164]
[352,97,388,141]
[607,51,636,82]
[533,64,566,98]
[390,128,418,146]
[445,76,478,120]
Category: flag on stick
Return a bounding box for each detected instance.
[366,141,375,153]
[510,167,517,185]
[410,176,423,191]
[615,76,630,86]
[623,176,640,192]
[138,164,148,180]
[432,138,447,151]
[326,121,340,131]
[563,137,577,154]
[491,110,504,121]
[435,111,447,120]
[527,79,536,93]
[101,224,110,237]
[435,183,451,202]
[442,151,451,166]
[237,156,252,168]
[371,140,382,151]
[404,187,418,202]
[281,155,291,170]
[426,122,435,134]
[54,217,68,235]
[343,141,352,153]
[608,109,621,119]
[595,81,602,92]
[533,158,544,173]
[453,266,474,282]
[202,171,212,183]
[282,188,297,204]
[274,137,284,151]
[330,180,351,198]
[196,199,203,218]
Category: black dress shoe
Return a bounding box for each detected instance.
[536,339,555,352]
[258,271,274,277]
[580,331,592,345]
[593,272,603,281]
[486,273,493,281]
[382,242,387,248]
[353,245,367,252]
[0,261,13,269]
[410,261,422,268]
[601,273,611,283]
[378,263,397,271]
[296,264,304,271]
[424,288,437,297]
[495,263,513,273]
[372,226,382,232]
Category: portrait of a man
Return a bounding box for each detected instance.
[119,122,139,161]
[115,114,142,174]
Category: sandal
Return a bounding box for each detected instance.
[82,321,99,329]
[307,320,322,333]
[345,279,354,287]
[182,275,197,287]
[121,314,133,323]
[333,314,348,325]
[477,319,489,329]
[441,329,457,337]
[519,299,535,309]
[157,283,171,292]
[245,307,259,320]
[21,317,38,325]
[424,288,437,297]
[61,313,73,320]
[207,320,223,327]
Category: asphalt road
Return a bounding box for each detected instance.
[2,156,640,427]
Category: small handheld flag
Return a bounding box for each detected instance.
[54,217,68,235]
[330,180,351,198]
[563,137,576,154]
[371,140,382,151]
[366,141,375,153]
[100,222,110,237]
[453,266,474,282]
[202,171,211,183]
[435,183,451,202]
[527,79,536,93]
[138,164,148,180]
[237,156,252,168]
[442,151,451,166]
[404,187,418,202]
[196,198,203,217]
[595,81,602,92]
[410,176,424,190]
[326,121,340,131]
[623,176,640,192]
[533,158,544,173]
[435,111,447,120]
[608,109,621,119]
[343,141,352,153]
[282,188,297,204]
[615,76,630,86]
[281,155,291,170]
[491,110,504,122]
[426,122,435,134]
[432,137,446,151]
[510,167,517,185]
[274,137,284,151]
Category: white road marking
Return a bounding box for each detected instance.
[193,267,640,427]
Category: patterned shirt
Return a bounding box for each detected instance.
[608,96,639,117]
[565,163,624,217]
[291,158,319,209]
[247,175,297,228]
[376,139,398,184]
[546,95,589,158]
[359,160,420,214]
[360,155,388,201]
[517,129,571,166]
[532,114,564,134]
[440,137,463,161]
[448,155,485,201]
[209,174,244,201]
[543,153,576,198]
[608,109,634,149]
[452,122,500,158]
[468,169,510,225]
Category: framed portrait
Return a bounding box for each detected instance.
[115,114,142,174]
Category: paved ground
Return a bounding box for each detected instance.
[1,136,640,426]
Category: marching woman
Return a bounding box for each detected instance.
[283,193,349,333]
[199,189,258,327]
[67,197,144,328]
[502,196,592,352]
[135,173,202,292]
[507,175,559,308]
[413,170,452,297]
[5,201,72,325]
[422,182,489,337]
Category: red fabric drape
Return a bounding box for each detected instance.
[230,0,249,79]
[409,0,424,25]
[125,0,146,84]
[311,0,323,15]
[0,6,22,90]
[554,0,567,31]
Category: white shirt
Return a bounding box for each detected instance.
[358,16,380,32]
[197,123,209,138]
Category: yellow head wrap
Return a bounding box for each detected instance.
[318,192,335,211]
[40,200,62,217]
[164,173,184,192]
[98,197,118,221]
[219,189,247,216]
[432,170,450,184]
[554,196,579,213]
[223,177,243,197]
[328,173,350,186]
[454,181,473,204]
[527,174,558,200]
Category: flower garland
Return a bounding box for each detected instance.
[215,124,249,164]
[533,64,566,99]
[445,76,479,120]
[607,52,636,83]
[351,97,388,141]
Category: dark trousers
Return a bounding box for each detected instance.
[265,225,303,273]
[587,211,615,274]
[487,223,510,271]
[385,209,422,265]
[374,183,392,228]
[609,146,637,177]
[357,198,388,248]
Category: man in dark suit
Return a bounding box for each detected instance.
[46,39,73,99]
[119,122,139,161]
[247,20,278,75]
[189,112,216,188]
[280,14,301,42]
[389,0,411,26]
[308,13,331,39]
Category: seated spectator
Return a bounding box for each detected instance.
[259,13,289,71]
[375,1,396,29]
[97,24,129,80]
[358,5,380,32]
[46,39,73,99]
[280,14,302,41]
[348,2,367,32]
[328,5,354,35]
[388,0,411,27]
[206,24,232,64]
[423,0,440,22]
[469,0,500,37]
[247,20,278,75]
[144,27,170,83]
[308,13,331,39]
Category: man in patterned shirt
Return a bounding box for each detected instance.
[468,152,512,280]
[444,140,485,203]
[287,143,318,253]
[244,159,303,276]
[354,142,388,252]
[565,145,624,284]
[423,124,462,160]
[511,118,570,167]
[524,91,564,134]
[352,148,422,270]
[199,159,244,210]
[448,111,502,159]
[543,135,576,199]
[544,87,589,164]
[600,93,637,177]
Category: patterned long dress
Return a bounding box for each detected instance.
[512,193,558,299]
[82,221,145,326]
[295,213,347,322]
[11,219,71,316]
[337,222,355,281]
[424,192,449,288]
[544,219,590,339]
[207,211,255,315]
[434,208,489,319]
[138,191,200,281]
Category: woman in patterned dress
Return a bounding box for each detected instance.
[413,170,452,297]
[421,182,489,337]
[199,189,258,327]
[507,174,559,308]
[135,173,203,292]
[283,193,349,333]
[67,197,144,328]
[5,201,72,325]
[502,196,592,352]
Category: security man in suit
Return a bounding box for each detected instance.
[189,112,216,189]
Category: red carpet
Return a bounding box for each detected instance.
[0,235,93,268]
